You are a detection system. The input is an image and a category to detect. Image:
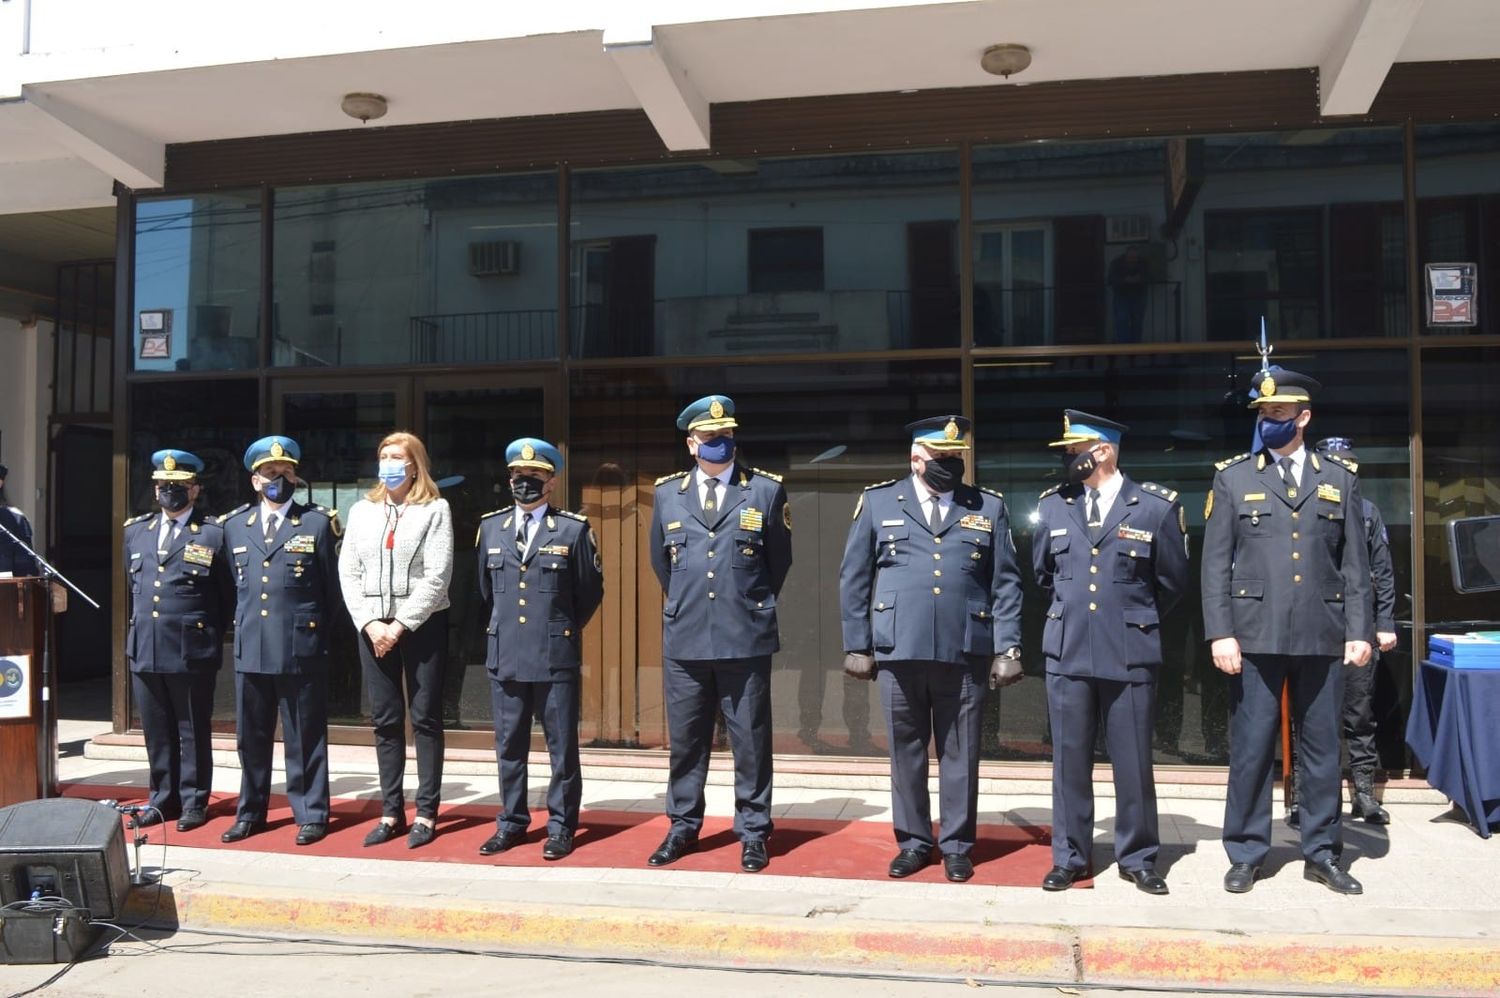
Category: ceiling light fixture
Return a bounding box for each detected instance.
[980,44,1032,79]
[340,92,388,123]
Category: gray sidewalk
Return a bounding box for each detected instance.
[54,704,1500,995]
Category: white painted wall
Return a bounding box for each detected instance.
[0,314,52,547]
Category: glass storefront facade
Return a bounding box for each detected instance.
[119,120,1500,769]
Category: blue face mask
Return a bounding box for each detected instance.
[378,459,408,490]
[1258,414,1300,450]
[261,475,295,504]
[695,435,735,464]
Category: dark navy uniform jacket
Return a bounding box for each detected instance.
[220,501,342,674]
[123,510,234,673]
[477,505,604,682]
[1032,476,1189,682]
[0,506,37,577]
[1361,498,1397,634]
[648,464,793,661]
[1201,449,1373,656]
[840,477,1023,662]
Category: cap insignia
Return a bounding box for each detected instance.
[1062,414,1071,436]
[944,419,959,441]
[270,441,285,459]
[163,455,177,471]
[709,399,725,419]
[1259,376,1276,398]
[521,443,536,461]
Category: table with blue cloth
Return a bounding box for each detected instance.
[1405,658,1500,838]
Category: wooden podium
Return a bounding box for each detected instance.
[0,578,53,808]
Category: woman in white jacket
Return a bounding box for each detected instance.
[338,431,453,848]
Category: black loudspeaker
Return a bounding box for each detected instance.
[0,798,130,920]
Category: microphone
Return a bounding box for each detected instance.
[98,799,150,814]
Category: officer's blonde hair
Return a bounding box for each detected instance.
[367,431,441,504]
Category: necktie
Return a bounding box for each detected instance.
[1086,488,1101,527]
[517,515,530,555]
[157,517,177,552]
[264,512,278,543]
[703,478,719,514]
[927,495,941,531]
[1280,456,1298,490]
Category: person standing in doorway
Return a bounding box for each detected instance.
[646,395,792,874]
[338,431,454,849]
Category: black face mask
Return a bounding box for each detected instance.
[1061,449,1098,485]
[260,475,295,504]
[511,475,546,505]
[157,484,191,513]
[920,456,965,494]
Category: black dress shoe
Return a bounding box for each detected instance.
[363,819,406,847]
[295,823,327,846]
[942,853,975,883]
[542,831,574,861]
[407,822,436,849]
[478,829,524,856]
[647,835,697,867]
[221,819,265,843]
[131,808,168,829]
[740,839,768,873]
[887,848,934,879]
[1223,862,1259,893]
[1119,867,1170,895]
[176,809,208,833]
[1041,865,1091,891]
[1304,859,1362,895]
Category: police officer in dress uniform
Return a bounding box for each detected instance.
[476,438,604,861]
[646,395,792,874]
[1286,437,1398,828]
[839,416,1024,882]
[1203,369,1373,895]
[218,436,342,847]
[1033,411,1190,894]
[0,464,38,577]
[122,450,234,831]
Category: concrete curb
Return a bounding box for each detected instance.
[124,881,1500,995]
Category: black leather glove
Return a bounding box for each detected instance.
[989,649,1023,690]
[843,652,876,681]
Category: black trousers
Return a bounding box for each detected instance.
[235,669,330,825]
[663,655,774,842]
[1046,673,1159,872]
[133,669,218,814]
[1342,652,1379,774]
[489,676,581,836]
[360,610,448,820]
[1224,653,1343,867]
[878,658,988,856]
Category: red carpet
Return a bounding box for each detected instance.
[61,782,1074,888]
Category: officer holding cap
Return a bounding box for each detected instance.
[1033,411,1189,894]
[1203,366,1373,895]
[476,437,604,861]
[218,435,342,847]
[838,415,1023,882]
[122,449,234,832]
[646,395,792,873]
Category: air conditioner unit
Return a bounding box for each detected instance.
[1106,215,1153,244]
[469,240,520,276]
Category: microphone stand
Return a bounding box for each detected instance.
[0,520,101,799]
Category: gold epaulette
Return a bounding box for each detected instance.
[1214,453,1252,472]
[863,478,898,491]
[555,508,587,522]
[1325,453,1359,474]
[979,486,1005,500]
[310,504,344,537]
[216,503,251,525]
[750,466,784,483]
[1038,483,1063,499]
[123,512,152,527]
[1141,482,1179,502]
[655,471,689,486]
[480,507,512,520]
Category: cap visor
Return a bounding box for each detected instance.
[1247,394,1311,409]
[152,471,198,482]
[688,417,738,432]
[920,440,970,452]
[1047,434,1100,448]
[507,459,555,472]
[250,456,299,469]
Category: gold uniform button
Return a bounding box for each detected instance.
[154,580,162,588]
[518,598,527,606]
[1291,512,1300,520]
[757,602,764,608]
[519,616,527,623]
[933,586,941,595]
[1089,583,1097,592]
[1089,602,1098,611]
[933,553,941,560]
[564,629,572,638]
[309,621,316,629]
[261,593,269,600]
[1291,531,1300,540]
[151,610,159,618]
[1089,565,1098,574]
[262,576,270,583]
[1294,575,1303,583]
[933,537,942,545]
[196,621,204,629]
[708,551,716,559]
[1239,589,1246,595]
[1292,552,1301,560]
[260,609,269,616]
[152,595,160,603]
[1129,549,1137,558]
[877,602,885,609]
[707,571,715,579]
[886,534,896,541]
[519,582,527,589]
[157,565,165,573]
[263,561,271,567]
[708,531,716,538]
[1092,548,1100,556]
[708,592,716,600]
